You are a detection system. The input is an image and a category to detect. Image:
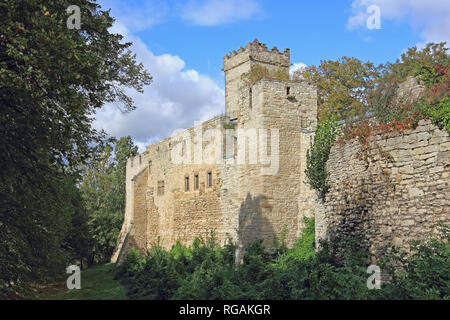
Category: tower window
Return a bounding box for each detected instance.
[185,176,189,192]
[286,87,290,95]
[157,180,164,196]
[207,172,212,188]
[194,174,199,190]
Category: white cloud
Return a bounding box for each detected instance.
[99,0,168,31]
[347,0,450,44]
[92,23,224,152]
[289,62,307,79]
[180,0,261,26]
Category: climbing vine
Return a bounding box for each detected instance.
[305,114,338,198]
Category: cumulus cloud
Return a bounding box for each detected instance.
[92,23,224,152]
[180,0,261,26]
[347,0,450,45]
[289,62,307,79]
[100,0,168,31]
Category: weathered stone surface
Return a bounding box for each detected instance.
[316,119,450,257]
[112,41,317,264]
[113,42,449,266]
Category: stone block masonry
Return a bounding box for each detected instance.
[112,40,318,264]
[315,119,450,259]
[112,40,449,266]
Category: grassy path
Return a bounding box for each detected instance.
[35,263,127,300]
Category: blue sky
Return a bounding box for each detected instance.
[93,0,450,151]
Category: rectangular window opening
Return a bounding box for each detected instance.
[207,172,212,188]
[194,174,199,190]
[185,176,189,192]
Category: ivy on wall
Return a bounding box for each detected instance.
[305,114,338,198]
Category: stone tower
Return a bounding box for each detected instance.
[221,40,318,256]
[223,39,290,119]
[112,40,318,265]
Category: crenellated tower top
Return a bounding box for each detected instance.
[223,39,291,119]
[223,38,290,69]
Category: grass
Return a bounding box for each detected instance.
[34,263,127,300]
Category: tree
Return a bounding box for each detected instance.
[0,0,151,296]
[390,42,449,86]
[369,42,449,128]
[294,57,382,122]
[80,137,138,265]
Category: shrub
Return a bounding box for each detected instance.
[370,42,450,133]
[276,217,315,269]
[114,248,145,282]
[115,221,450,300]
[378,222,450,299]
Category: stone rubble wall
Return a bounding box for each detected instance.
[113,40,318,264]
[316,119,450,258]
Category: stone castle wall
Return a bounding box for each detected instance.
[112,41,449,266]
[223,39,290,119]
[138,116,228,250]
[316,119,450,258]
[112,40,318,263]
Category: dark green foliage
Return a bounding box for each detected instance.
[116,220,449,300]
[0,169,91,298]
[378,222,450,300]
[305,115,338,198]
[0,0,150,297]
[80,136,138,264]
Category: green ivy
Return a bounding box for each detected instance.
[305,114,338,198]
[416,93,450,132]
[223,122,236,129]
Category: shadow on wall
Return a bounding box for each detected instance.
[237,193,275,258]
[324,177,374,258]
[114,227,141,265]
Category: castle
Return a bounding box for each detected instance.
[112,40,449,265]
[111,39,318,263]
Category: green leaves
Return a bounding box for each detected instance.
[115,220,449,300]
[1,0,150,296]
[80,137,138,264]
[370,42,449,132]
[378,222,450,299]
[305,114,338,198]
[300,57,382,122]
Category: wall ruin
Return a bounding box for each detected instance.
[315,119,450,258]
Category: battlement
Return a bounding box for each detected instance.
[224,39,291,118]
[223,39,290,72]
